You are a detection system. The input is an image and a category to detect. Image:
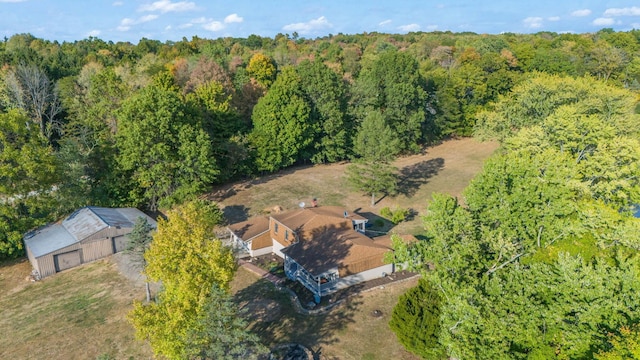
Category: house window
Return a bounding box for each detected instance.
[285,230,289,241]
[274,223,278,233]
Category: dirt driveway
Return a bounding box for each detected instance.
[209,138,499,234]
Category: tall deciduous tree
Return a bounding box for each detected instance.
[296,59,352,163]
[250,66,315,172]
[392,116,640,359]
[129,200,236,360]
[0,109,59,258]
[185,80,250,181]
[3,64,61,140]
[246,53,277,88]
[464,148,580,264]
[58,67,129,206]
[116,75,219,210]
[354,49,430,152]
[474,72,640,141]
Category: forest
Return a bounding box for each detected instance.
[1,28,640,358]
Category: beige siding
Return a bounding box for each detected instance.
[37,243,82,278]
[251,232,272,250]
[270,219,295,247]
[25,246,39,275]
[81,238,114,262]
[36,254,57,278]
[338,254,386,277]
[84,227,133,242]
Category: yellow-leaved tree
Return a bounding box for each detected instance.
[246,53,277,88]
[128,199,236,359]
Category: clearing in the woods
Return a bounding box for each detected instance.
[1,138,498,359]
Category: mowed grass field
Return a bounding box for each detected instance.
[0,258,154,360]
[0,138,498,359]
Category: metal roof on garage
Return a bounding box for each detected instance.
[24,207,155,258]
[24,223,77,258]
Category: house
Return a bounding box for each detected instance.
[24,206,157,279]
[228,205,411,303]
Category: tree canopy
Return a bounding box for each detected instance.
[128,200,237,360]
[392,73,640,359]
[1,28,640,263]
[116,75,219,210]
[0,109,59,258]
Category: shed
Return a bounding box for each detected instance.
[24,206,157,278]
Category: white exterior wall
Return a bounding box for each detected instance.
[320,263,395,296]
[250,246,273,257]
[272,239,286,258]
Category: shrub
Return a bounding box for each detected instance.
[390,279,444,359]
[380,206,408,224]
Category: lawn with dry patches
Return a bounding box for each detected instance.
[0,258,153,360]
[1,138,498,359]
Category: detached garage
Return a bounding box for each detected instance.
[24,206,157,279]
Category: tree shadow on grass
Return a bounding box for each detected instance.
[221,204,250,224]
[397,158,445,197]
[233,275,364,359]
[208,164,316,203]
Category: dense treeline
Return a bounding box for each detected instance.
[1,29,640,259]
[391,72,640,358]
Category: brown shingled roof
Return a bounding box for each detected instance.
[228,205,400,277]
[271,206,366,232]
[227,216,270,240]
[281,225,391,275]
[275,206,390,276]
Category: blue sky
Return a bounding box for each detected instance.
[1,0,640,43]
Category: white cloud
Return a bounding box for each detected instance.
[548,16,560,21]
[282,16,333,34]
[523,17,543,28]
[139,14,159,22]
[571,9,592,17]
[604,7,640,17]
[632,22,640,28]
[203,21,225,31]
[379,19,392,26]
[224,13,243,24]
[196,14,242,32]
[165,25,172,30]
[398,23,420,32]
[117,15,159,31]
[139,0,196,13]
[178,23,193,29]
[112,1,123,6]
[593,17,616,26]
[87,30,101,37]
[426,24,438,31]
